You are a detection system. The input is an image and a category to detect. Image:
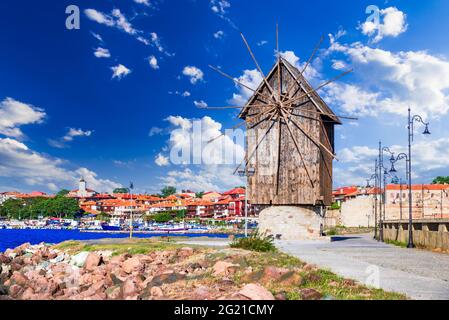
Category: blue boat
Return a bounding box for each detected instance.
[101,223,121,231]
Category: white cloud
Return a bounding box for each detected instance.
[194,100,208,108]
[229,69,263,105]
[331,59,347,70]
[94,47,111,58]
[326,40,449,118]
[210,0,230,15]
[335,137,449,186]
[84,9,115,27]
[155,153,169,167]
[85,9,136,35]
[48,128,93,149]
[182,91,191,97]
[214,30,224,39]
[149,127,163,137]
[85,8,172,55]
[0,97,46,139]
[75,168,121,192]
[257,40,268,47]
[360,7,408,43]
[280,50,321,81]
[148,55,159,69]
[163,115,245,166]
[134,0,150,6]
[63,128,92,142]
[156,114,246,191]
[91,32,103,42]
[0,137,119,193]
[182,66,204,84]
[111,64,132,79]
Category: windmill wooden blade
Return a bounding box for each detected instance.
[240,33,277,101]
[301,35,324,75]
[288,108,357,121]
[208,65,275,103]
[279,109,315,188]
[283,69,353,107]
[287,113,337,160]
[274,117,282,195]
[197,103,276,110]
[207,121,247,144]
[234,112,277,175]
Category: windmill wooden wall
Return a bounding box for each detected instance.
[240,58,339,206]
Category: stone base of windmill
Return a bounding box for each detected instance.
[258,206,324,241]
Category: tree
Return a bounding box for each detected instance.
[152,212,173,223]
[195,191,205,199]
[432,176,449,184]
[0,198,25,219]
[161,186,176,198]
[113,188,130,194]
[57,189,70,197]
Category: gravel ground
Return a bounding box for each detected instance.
[277,234,449,300]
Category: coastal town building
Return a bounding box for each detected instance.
[68,178,97,199]
[385,184,449,220]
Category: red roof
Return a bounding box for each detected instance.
[223,188,246,195]
[332,186,358,196]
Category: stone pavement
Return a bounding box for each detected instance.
[276,234,449,300]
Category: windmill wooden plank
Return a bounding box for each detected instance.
[239,57,341,206]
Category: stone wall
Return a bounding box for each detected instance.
[383,219,449,250]
[258,206,323,240]
[340,197,375,228]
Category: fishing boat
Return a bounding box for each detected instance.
[101,222,121,231]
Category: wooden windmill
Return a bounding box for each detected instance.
[202,26,354,207]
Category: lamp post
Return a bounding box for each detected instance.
[237,167,256,237]
[405,108,431,248]
[378,144,395,241]
[366,161,379,239]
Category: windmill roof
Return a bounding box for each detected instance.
[239,57,341,125]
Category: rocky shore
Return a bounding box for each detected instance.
[0,240,406,300]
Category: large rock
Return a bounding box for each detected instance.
[238,284,275,300]
[212,261,239,277]
[84,253,102,271]
[71,252,90,268]
[258,206,323,240]
[122,257,141,274]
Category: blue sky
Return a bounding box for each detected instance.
[1,0,449,194]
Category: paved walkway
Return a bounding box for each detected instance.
[277,234,449,300]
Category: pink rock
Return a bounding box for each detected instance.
[193,286,212,300]
[212,261,239,276]
[84,253,102,271]
[106,286,121,300]
[121,279,138,298]
[9,284,23,298]
[122,257,141,274]
[238,284,275,301]
[178,247,194,258]
[263,266,290,280]
[150,286,164,297]
[21,287,35,300]
[10,271,29,286]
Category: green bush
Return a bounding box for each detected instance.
[325,228,338,236]
[230,230,276,252]
[330,202,341,210]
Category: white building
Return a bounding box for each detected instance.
[68,178,97,198]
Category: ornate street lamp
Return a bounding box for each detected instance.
[378,145,395,242]
[366,163,379,239]
[405,108,431,248]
